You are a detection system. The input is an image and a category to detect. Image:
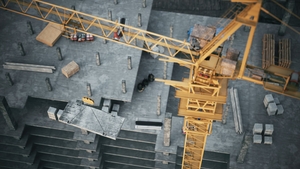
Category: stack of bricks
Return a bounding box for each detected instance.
[253,123,263,144]
[264,124,273,145]
[253,123,274,145]
[47,106,58,120]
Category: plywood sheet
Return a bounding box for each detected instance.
[36,23,63,47]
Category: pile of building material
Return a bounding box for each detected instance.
[47,106,58,120]
[36,23,63,47]
[230,87,243,134]
[3,62,55,73]
[278,39,291,68]
[189,24,216,50]
[253,123,273,144]
[220,48,239,76]
[263,94,284,116]
[61,61,80,78]
[262,34,275,69]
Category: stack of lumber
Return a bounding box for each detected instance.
[262,34,275,69]
[249,68,265,81]
[36,23,63,47]
[278,39,291,68]
[61,61,80,78]
[3,62,55,73]
[190,24,215,48]
[220,58,237,76]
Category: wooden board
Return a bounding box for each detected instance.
[278,39,291,68]
[36,23,63,47]
[262,34,275,69]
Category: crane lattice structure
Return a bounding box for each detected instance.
[1,0,300,168]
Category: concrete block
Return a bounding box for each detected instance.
[276,105,284,115]
[264,124,274,135]
[103,99,112,108]
[112,104,120,112]
[163,113,172,147]
[253,134,262,144]
[47,106,58,120]
[111,111,118,116]
[264,136,272,144]
[253,123,263,134]
[274,98,280,105]
[264,94,274,107]
[57,109,63,120]
[267,102,277,116]
[101,106,109,113]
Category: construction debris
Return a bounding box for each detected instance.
[61,61,80,78]
[3,62,55,73]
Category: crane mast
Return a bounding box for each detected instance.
[1,0,299,169]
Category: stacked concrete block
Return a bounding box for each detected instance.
[47,106,58,120]
[101,106,109,113]
[264,124,274,135]
[267,102,277,116]
[253,123,263,134]
[276,105,284,115]
[274,98,280,105]
[253,134,262,144]
[111,104,120,116]
[57,109,64,121]
[103,99,112,109]
[263,94,274,107]
[264,136,272,144]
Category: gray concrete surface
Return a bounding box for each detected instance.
[0,0,153,108]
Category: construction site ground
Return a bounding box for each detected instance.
[0,1,300,169]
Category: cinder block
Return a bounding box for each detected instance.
[103,99,112,108]
[276,105,284,115]
[57,109,63,120]
[264,136,272,144]
[112,104,120,112]
[253,123,263,134]
[253,134,262,144]
[267,102,277,116]
[47,106,58,120]
[264,124,274,135]
[264,94,274,107]
[111,111,118,116]
[101,106,109,113]
[274,98,280,105]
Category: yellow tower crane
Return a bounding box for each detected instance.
[1,0,300,168]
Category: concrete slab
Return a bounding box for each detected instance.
[59,100,125,140]
[0,0,154,108]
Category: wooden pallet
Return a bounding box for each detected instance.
[262,34,275,69]
[278,39,291,68]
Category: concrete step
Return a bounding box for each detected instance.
[26,125,74,141]
[0,150,37,165]
[0,140,33,157]
[31,136,77,150]
[100,137,155,152]
[104,161,151,169]
[0,159,40,169]
[103,154,155,168]
[41,161,90,169]
[35,145,80,158]
[154,161,176,169]
[103,145,155,160]
[155,152,176,163]
[0,132,29,148]
[201,160,229,169]
[117,130,157,144]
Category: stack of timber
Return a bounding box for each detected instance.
[190,24,216,48]
[220,48,239,76]
[61,61,80,78]
[262,34,275,69]
[230,87,243,134]
[3,62,55,73]
[278,39,291,68]
[36,23,63,47]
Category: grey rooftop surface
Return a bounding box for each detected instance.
[0,0,153,108]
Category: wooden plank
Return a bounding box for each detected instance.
[3,65,53,73]
[36,23,63,47]
[5,62,56,70]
